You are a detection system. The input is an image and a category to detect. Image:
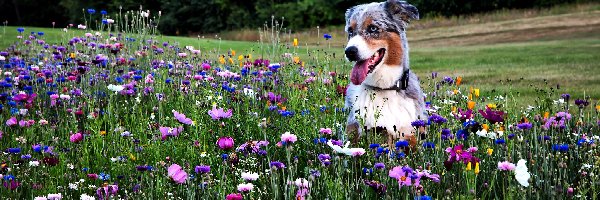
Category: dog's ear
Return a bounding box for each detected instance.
[385,0,419,23]
[345,6,357,24]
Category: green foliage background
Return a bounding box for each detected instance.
[0,0,597,35]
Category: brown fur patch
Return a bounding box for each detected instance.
[382,33,403,67]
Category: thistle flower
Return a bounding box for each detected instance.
[281,132,297,144]
[497,161,516,171]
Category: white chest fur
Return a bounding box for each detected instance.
[345,84,418,138]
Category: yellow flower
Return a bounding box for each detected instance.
[301,61,305,67]
[293,56,300,64]
[544,111,550,119]
[487,103,497,109]
[100,130,106,136]
[466,162,472,171]
[451,106,457,114]
[482,124,489,131]
[474,162,480,174]
[231,50,236,56]
[293,38,298,47]
[456,76,462,86]
[474,89,480,97]
[487,148,493,155]
[596,105,600,112]
[468,94,473,101]
[228,58,234,64]
[467,101,476,110]
[69,53,76,59]
[248,54,252,60]
[219,56,225,64]
[453,89,458,95]
[129,153,136,161]
[238,55,244,61]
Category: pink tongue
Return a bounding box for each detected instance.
[351,61,369,85]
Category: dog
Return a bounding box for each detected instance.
[343,0,426,148]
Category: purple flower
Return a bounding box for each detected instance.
[364,180,387,194]
[97,184,119,200]
[6,117,17,126]
[173,110,193,125]
[195,165,211,174]
[374,163,385,170]
[517,123,532,130]
[575,99,589,108]
[208,106,233,120]
[217,137,235,150]
[479,107,505,124]
[70,132,83,143]
[270,161,285,169]
[411,120,426,127]
[428,114,447,124]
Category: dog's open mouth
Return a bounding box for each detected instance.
[351,48,385,85]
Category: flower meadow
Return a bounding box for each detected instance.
[1,8,600,200]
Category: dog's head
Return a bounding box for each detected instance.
[344,0,419,87]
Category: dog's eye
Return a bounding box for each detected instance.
[347,28,354,37]
[367,25,379,34]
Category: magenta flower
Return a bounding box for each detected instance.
[225,193,243,200]
[479,107,505,124]
[389,166,415,188]
[173,110,193,125]
[70,132,83,143]
[159,126,183,140]
[6,117,17,126]
[168,164,188,184]
[445,144,480,164]
[281,132,297,143]
[497,161,516,171]
[217,137,235,150]
[208,106,233,120]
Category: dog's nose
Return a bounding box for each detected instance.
[345,46,359,61]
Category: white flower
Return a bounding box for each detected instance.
[107,84,124,92]
[241,172,259,181]
[80,194,96,200]
[69,182,79,190]
[476,129,503,139]
[0,55,5,61]
[106,19,114,24]
[77,24,86,29]
[294,178,311,188]
[243,88,255,96]
[67,163,74,170]
[327,141,365,156]
[59,94,70,100]
[514,159,531,187]
[29,160,40,167]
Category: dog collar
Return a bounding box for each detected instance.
[365,69,410,91]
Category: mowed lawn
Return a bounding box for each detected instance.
[1,21,599,106]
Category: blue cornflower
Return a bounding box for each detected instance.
[362,168,373,175]
[396,140,409,148]
[88,9,96,14]
[17,27,24,33]
[369,143,380,149]
[415,196,432,200]
[323,34,332,40]
[99,172,110,180]
[552,144,569,152]
[422,142,435,149]
[495,139,506,145]
[101,10,107,15]
[7,148,21,154]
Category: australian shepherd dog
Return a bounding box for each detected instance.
[344,0,426,147]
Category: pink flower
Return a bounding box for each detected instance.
[281,132,297,143]
[497,161,516,171]
[168,164,188,184]
[208,106,233,120]
[202,63,211,70]
[217,137,235,150]
[225,193,243,200]
[319,128,332,135]
[173,110,193,125]
[294,178,311,188]
[237,183,254,192]
[70,132,83,143]
[350,148,366,156]
[6,117,17,126]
